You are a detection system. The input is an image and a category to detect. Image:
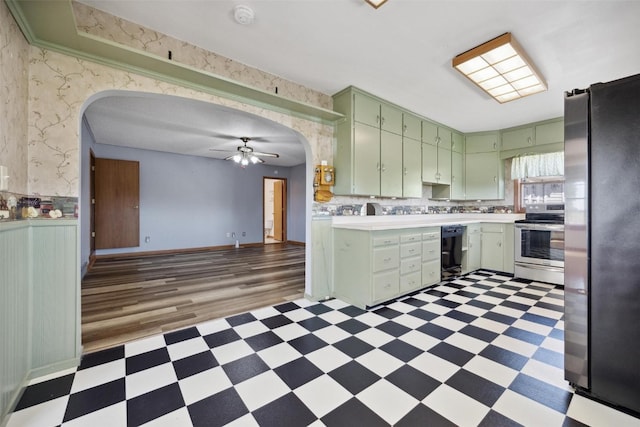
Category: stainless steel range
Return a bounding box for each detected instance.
[514,203,564,285]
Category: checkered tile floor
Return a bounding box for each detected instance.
[8,271,640,427]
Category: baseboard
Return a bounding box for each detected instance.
[287,240,305,246]
[95,243,264,260]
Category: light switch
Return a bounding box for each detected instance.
[0,166,8,191]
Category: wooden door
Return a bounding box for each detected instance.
[273,179,285,241]
[89,150,96,261]
[95,158,140,249]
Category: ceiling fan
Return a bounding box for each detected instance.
[209,136,279,166]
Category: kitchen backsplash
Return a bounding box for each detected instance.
[313,203,514,217]
[0,191,78,220]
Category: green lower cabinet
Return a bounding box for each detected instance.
[480,223,514,273]
[462,224,481,273]
[333,227,440,308]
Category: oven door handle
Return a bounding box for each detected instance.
[515,223,564,231]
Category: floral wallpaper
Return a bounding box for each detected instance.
[0,1,29,194]
[27,46,334,197]
[71,2,332,110]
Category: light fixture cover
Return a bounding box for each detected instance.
[452,32,547,103]
[365,0,388,9]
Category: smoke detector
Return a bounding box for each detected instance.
[234,5,255,25]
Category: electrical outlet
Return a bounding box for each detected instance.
[145,236,150,243]
[242,231,246,237]
[226,232,231,238]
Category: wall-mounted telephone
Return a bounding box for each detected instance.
[314,165,335,202]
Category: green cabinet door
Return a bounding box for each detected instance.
[354,122,381,195]
[463,225,481,273]
[403,113,422,141]
[381,104,403,135]
[437,145,452,185]
[451,150,464,199]
[422,121,438,144]
[481,231,504,271]
[535,120,564,145]
[422,142,438,183]
[380,130,403,197]
[353,92,381,128]
[501,126,534,151]
[465,152,503,200]
[466,133,499,153]
[403,138,423,198]
[452,132,464,154]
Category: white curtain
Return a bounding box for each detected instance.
[511,152,564,179]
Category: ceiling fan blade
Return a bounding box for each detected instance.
[209,148,235,153]
[252,151,279,158]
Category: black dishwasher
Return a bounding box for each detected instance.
[441,225,466,278]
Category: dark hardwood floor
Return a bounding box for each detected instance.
[81,244,305,353]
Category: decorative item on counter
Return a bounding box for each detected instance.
[40,200,53,215]
[27,206,39,218]
[49,209,63,218]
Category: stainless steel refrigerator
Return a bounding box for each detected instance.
[564,73,640,415]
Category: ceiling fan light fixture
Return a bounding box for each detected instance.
[452,32,547,103]
[250,155,260,164]
[240,157,249,166]
[365,0,388,9]
[232,154,242,163]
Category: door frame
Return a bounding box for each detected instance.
[88,149,96,269]
[263,177,287,244]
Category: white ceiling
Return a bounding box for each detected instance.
[84,93,306,166]
[80,0,640,160]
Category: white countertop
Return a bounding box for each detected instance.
[330,213,524,231]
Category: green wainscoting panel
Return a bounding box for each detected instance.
[0,222,30,422]
[29,220,80,376]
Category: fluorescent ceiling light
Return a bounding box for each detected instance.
[452,32,547,103]
[365,0,388,9]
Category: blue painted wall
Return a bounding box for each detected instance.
[89,143,305,257]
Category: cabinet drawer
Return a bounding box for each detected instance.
[422,260,441,286]
[422,240,440,261]
[401,257,421,275]
[373,247,399,272]
[422,231,440,241]
[481,223,504,233]
[401,233,422,243]
[373,235,399,247]
[401,242,421,258]
[400,271,422,293]
[373,270,399,302]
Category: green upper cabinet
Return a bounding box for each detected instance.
[451,132,464,154]
[465,132,499,153]
[535,119,564,145]
[333,87,405,197]
[403,113,421,141]
[451,151,464,199]
[422,121,453,185]
[380,131,403,197]
[462,131,503,200]
[499,118,564,158]
[501,126,534,151]
[402,138,422,198]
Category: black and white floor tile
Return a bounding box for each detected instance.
[8,271,640,427]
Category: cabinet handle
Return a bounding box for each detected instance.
[498,241,502,247]
[403,124,407,133]
[493,142,497,149]
[409,248,415,253]
[527,136,533,145]
[436,136,441,144]
[384,257,392,263]
[381,116,385,126]
[376,115,380,124]
[404,167,408,176]
[384,283,391,289]
[381,164,386,172]
[494,176,497,182]
[376,162,381,171]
